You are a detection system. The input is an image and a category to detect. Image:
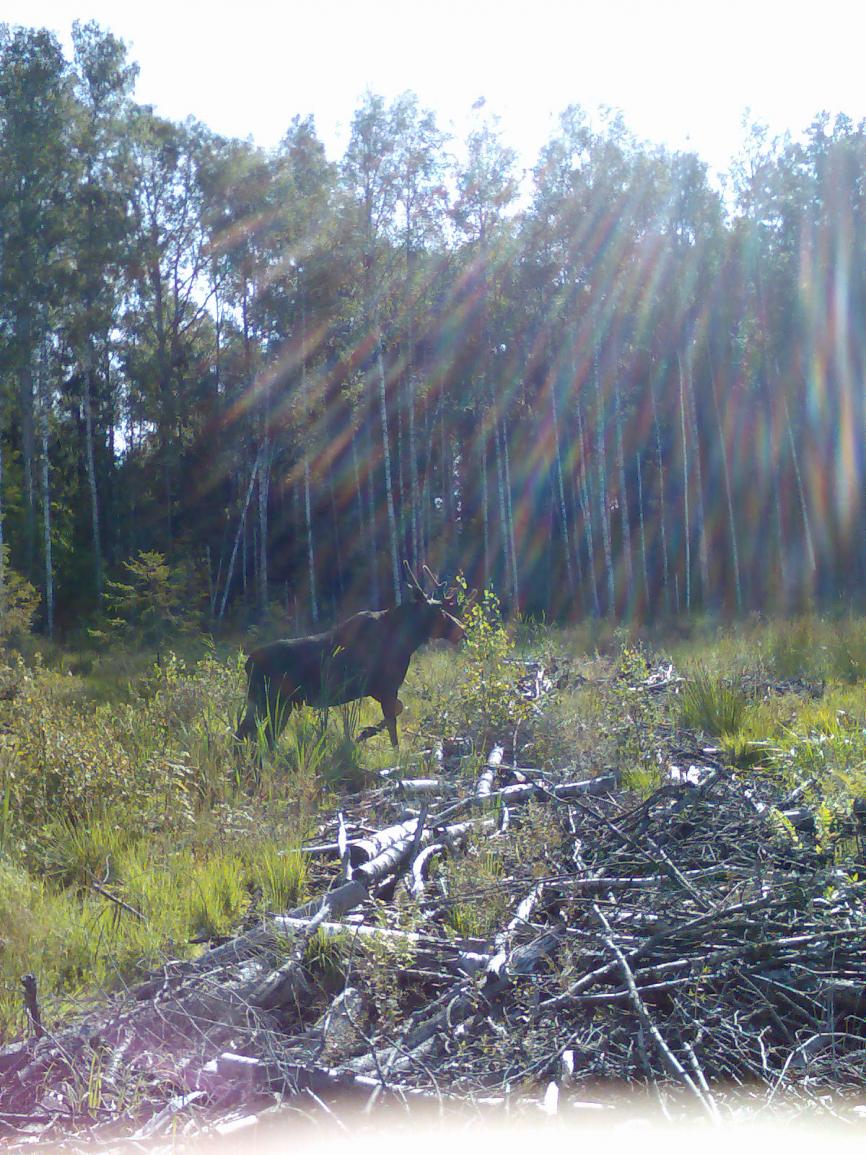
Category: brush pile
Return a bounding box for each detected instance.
[3,659,866,1148]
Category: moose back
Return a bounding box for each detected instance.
[235,590,465,748]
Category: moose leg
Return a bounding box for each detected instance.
[235,706,257,742]
[380,695,404,747]
[236,675,292,752]
[358,697,404,746]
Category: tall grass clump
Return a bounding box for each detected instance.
[186,854,250,940]
[823,617,866,683]
[762,617,824,681]
[679,667,749,738]
[244,842,308,912]
[39,816,131,890]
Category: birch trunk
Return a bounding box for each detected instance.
[709,354,742,611]
[376,338,401,605]
[396,375,406,553]
[501,415,519,608]
[684,341,710,605]
[613,372,634,609]
[409,371,420,568]
[576,402,600,618]
[38,340,53,638]
[365,413,380,609]
[304,457,318,623]
[300,280,318,623]
[678,352,691,612]
[650,376,670,614]
[254,305,269,619]
[241,502,248,598]
[218,452,260,622]
[257,446,270,616]
[482,421,490,587]
[419,413,431,566]
[494,404,510,598]
[783,392,816,579]
[82,358,103,599]
[636,452,650,611]
[0,417,4,609]
[251,516,259,606]
[440,387,452,530]
[17,309,37,579]
[594,348,614,615]
[770,410,787,605]
[550,373,574,593]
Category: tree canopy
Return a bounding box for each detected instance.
[1,22,864,634]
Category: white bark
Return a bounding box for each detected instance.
[576,402,600,617]
[770,418,788,598]
[594,349,614,615]
[494,404,510,596]
[218,451,260,622]
[684,341,710,604]
[0,418,4,611]
[502,415,519,608]
[39,340,54,638]
[783,393,816,576]
[257,445,270,615]
[479,418,489,587]
[636,452,650,609]
[409,372,420,568]
[304,457,318,624]
[678,352,691,612]
[377,340,402,605]
[613,373,634,608]
[550,376,574,592]
[365,418,381,609]
[709,357,742,611]
[650,376,670,614]
[300,283,318,623]
[82,359,103,600]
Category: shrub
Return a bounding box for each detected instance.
[453,581,531,746]
[0,545,40,646]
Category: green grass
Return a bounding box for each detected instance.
[679,667,750,737]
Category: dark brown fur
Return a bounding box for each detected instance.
[236,593,464,748]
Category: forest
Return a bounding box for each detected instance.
[1,20,865,638]
[6,20,866,1137]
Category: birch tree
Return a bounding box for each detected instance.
[343,93,403,604]
[0,27,69,581]
[391,94,447,569]
[451,118,518,596]
[67,21,138,599]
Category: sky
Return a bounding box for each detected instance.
[3,0,866,180]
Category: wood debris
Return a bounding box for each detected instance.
[3,658,866,1146]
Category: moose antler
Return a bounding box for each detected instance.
[422,564,446,592]
[403,560,428,601]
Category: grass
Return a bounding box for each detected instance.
[1,612,866,1039]
[679,667,750,737]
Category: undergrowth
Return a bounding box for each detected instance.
[0,611,865,1039]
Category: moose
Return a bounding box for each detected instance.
[235,564,467,749]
